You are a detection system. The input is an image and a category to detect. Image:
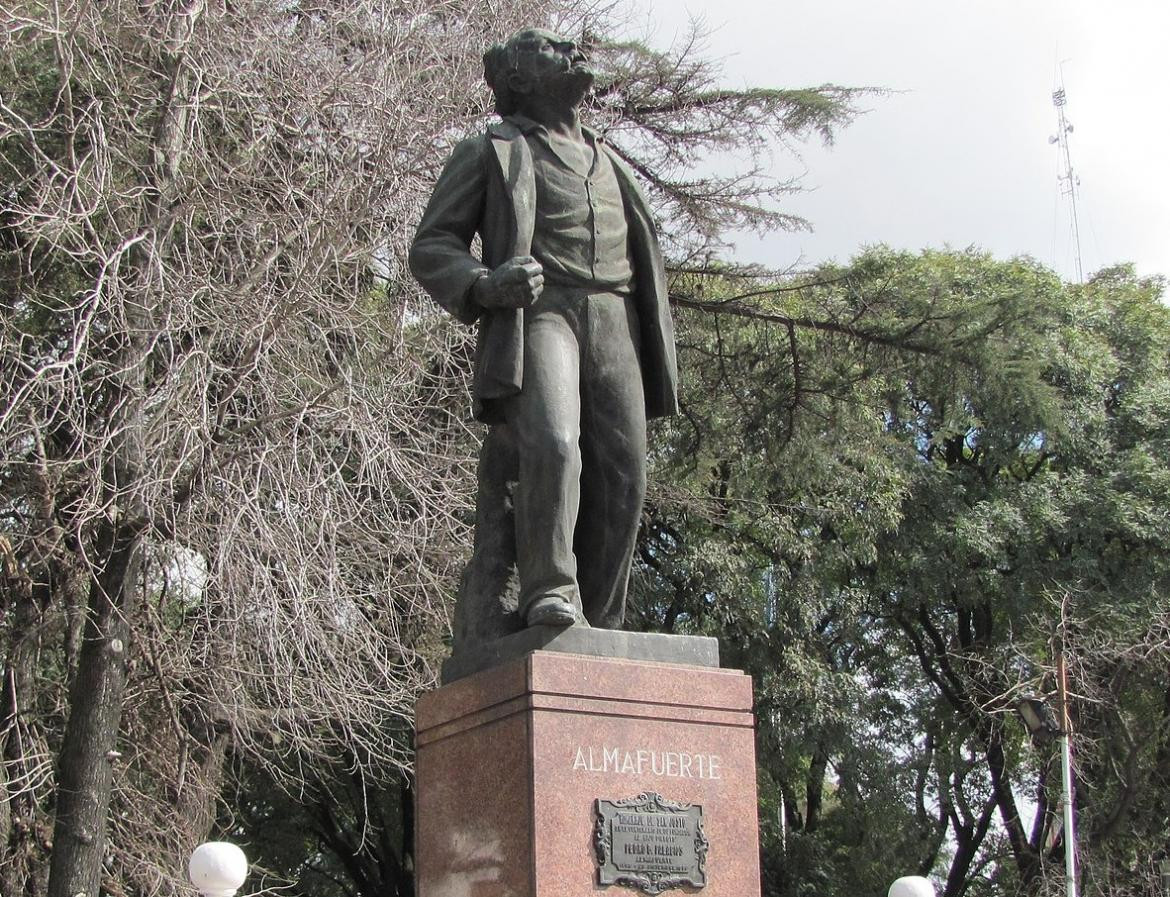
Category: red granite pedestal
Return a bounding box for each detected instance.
[415,650,761,897]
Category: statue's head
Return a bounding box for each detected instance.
[483,28,594,117]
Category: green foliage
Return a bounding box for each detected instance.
[635,250,1170,896]
[230,746,416,897]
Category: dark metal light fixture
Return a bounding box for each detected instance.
[1016,696,1063,739]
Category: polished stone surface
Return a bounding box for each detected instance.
[416,650,762,897]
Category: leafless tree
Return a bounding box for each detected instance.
[2,0,567,892]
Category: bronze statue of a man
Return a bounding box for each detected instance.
[410,28,677,639]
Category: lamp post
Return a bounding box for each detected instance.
[189,841,248,897]
[888,875,935,897]
[1055,651,1076,897]
[1015,647,1077,897]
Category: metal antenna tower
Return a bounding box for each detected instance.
[1050,83,1084,283]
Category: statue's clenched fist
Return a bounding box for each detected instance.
[473,255,544,309]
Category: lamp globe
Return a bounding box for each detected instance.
[889,876,936,897]
[188,841,248,897]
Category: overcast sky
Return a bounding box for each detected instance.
[629,0,1170,283]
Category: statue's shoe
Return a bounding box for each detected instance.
[525,596,581,627]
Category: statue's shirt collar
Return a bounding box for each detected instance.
[501,114,605,143]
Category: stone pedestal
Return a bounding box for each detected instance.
[415,646,761,897]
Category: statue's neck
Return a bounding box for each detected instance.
[515,97,585,142]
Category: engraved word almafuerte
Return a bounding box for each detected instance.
[572,745,722,780]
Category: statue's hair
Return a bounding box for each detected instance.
[482,43,517,116]
[483,30,539,117]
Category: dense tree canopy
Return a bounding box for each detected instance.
[637,251,1170,897]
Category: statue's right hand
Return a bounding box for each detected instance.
[473,256,544,309]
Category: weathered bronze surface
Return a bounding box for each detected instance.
[595,792,708,894]
[410,28,679,658]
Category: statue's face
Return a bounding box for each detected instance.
[508,29,593,105]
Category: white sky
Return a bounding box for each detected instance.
[631,0,1170,283]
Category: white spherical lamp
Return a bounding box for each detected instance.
[189,841,248,897]
[889,876,936,897]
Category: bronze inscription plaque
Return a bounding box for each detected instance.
[594,791,707,894]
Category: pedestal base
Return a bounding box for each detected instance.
[441,625,720,683]
[415,647,762,897]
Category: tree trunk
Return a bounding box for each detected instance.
[46,520,143,897]
[943,796,995,897]
[399,778,415,897]
[2,646,51,897]
[2,556,55,896]
[804,746,829,833]
[46,11,196,892]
